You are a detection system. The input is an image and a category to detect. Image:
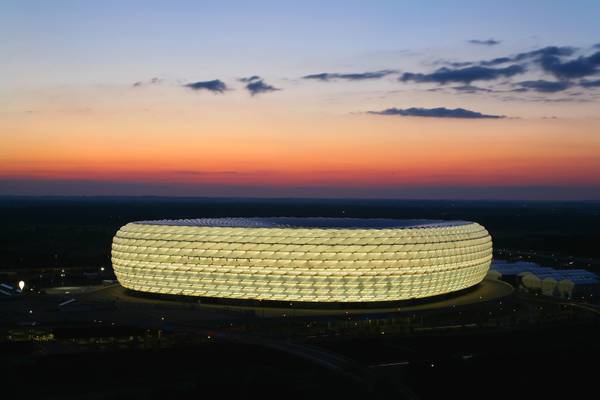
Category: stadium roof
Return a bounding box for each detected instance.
[492,261,600,284]
[135,217,471,229]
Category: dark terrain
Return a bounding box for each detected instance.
[1,196,599,270]
[2,196,600,400]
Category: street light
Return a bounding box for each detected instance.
[18,280,25,291]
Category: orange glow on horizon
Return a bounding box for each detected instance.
[2,90,600,194]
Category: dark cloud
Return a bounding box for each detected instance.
[514,46,576,61]
[447,61,476,68]
[183,79,228,93]
[422,46,600,92]
[132,77,162,87]
[400,65,525,84]
[475,46,600,79]
[580,79,600,88]
[477,46,576,67]
[245,79,280,96]
[468,39,501,46]
[479,57,514,66]
[452,85,492,93]
[446,46,576,68]
[367,107,504,119]
[539,50,600,79]
[515,80,572,93]
[239,75,260,83]
[303,70,396,81]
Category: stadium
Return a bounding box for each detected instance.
[111,218,492,304]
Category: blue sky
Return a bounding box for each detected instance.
[3,0,599,87]
[1,1,600,199]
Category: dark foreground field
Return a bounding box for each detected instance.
[1,196,599,270]
[2,196,600,399]
[3,322,600,400]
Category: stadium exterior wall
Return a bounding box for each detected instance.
[111,218,492,303]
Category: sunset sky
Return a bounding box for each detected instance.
[2,1,600,199]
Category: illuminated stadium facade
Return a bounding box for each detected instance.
[111,218,492,303]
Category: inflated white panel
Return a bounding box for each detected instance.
[111,218,492,302]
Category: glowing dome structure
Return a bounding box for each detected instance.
[111,218,492,303]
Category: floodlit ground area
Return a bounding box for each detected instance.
[2,277,600,399]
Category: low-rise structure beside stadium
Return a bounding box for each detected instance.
[111,218,492,304]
